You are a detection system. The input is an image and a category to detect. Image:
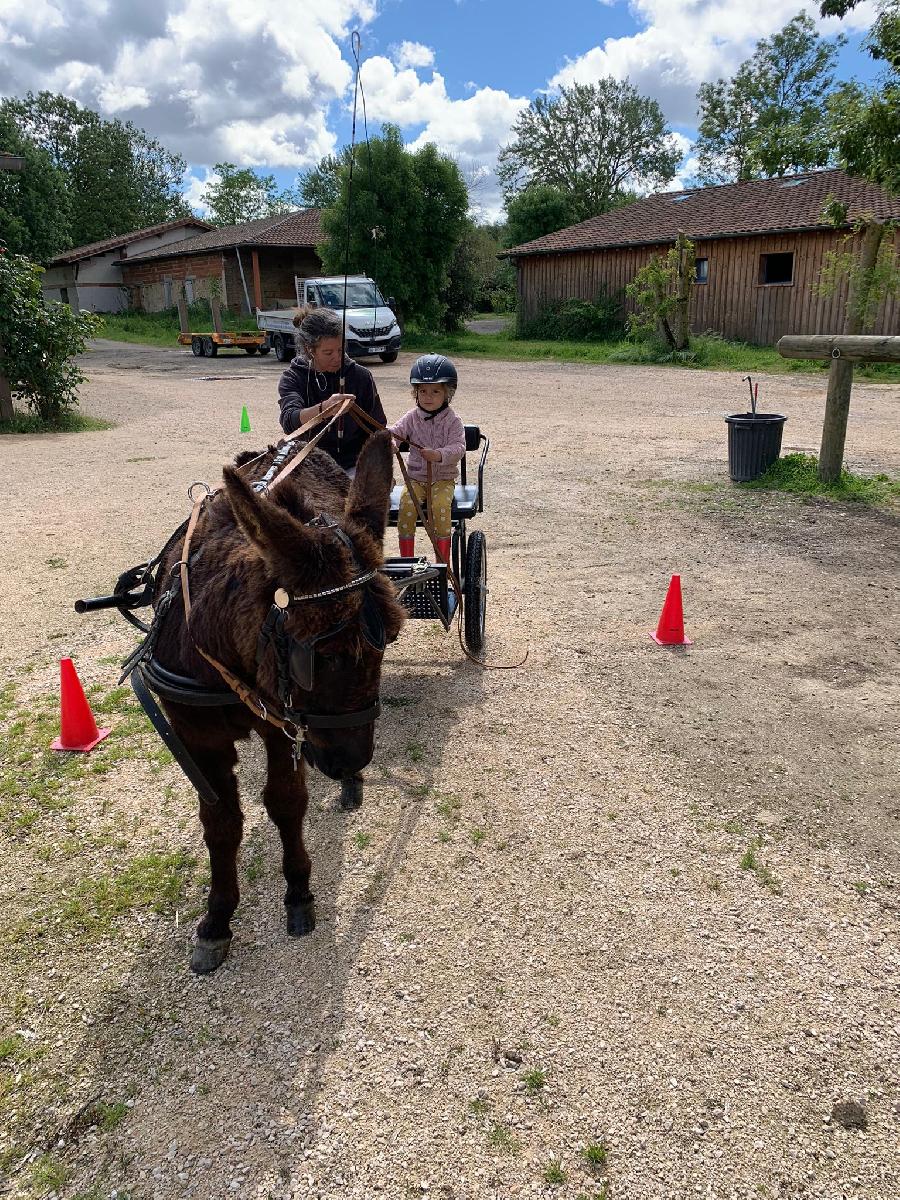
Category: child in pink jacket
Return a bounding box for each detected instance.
[388,354,466,565]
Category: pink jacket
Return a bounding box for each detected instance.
[388,405,467,483]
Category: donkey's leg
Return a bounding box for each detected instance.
[262,730,316,937]
[190,740,243,974]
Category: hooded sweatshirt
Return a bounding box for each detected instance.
[277,355,387,470]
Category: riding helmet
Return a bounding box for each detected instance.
[410,354,458,389]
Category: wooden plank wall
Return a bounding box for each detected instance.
[516,229,899,344]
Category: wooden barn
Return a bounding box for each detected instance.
[120,210,323,314]
[504,170,900,345]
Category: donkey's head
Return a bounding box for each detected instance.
[223,432,405,779]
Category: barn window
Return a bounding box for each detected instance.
[760,252,794,285]
[695,258,708,284]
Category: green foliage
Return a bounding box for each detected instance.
[99,300,249,348]
[815,219,900,329]
[581,1142,609,1170]
[695,14,844,184]
[519,287,625,341]
[743,452,899,506]
[626,235,696,350]
[1,91,188,248]
[498,80,679,221]
[0,112,70,261]
[201,162,300,226]
[543,1158,566,1184]
[0,247,100,422]
[297,151,349,208]
[504,184,576,248]
[318,125,469,330]
[825,1,900,192]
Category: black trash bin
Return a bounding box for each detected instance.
[725,412,787,482]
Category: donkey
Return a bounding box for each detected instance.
[152,432,405,973]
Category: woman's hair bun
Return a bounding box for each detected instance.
[292,305,314,329]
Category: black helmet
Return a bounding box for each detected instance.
[410,354,457,388]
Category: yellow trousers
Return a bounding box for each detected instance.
[396,479,455,538]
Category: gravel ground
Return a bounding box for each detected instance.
[1,340,898,1200]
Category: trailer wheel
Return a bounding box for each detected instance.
[380,351,399,363]
[191,337,204,357]
[244,346,259,355]
[273,333,292,362]
[463,531,487,654]
[257,344,271,356]
[202,337,217,357]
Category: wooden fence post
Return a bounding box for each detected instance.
[819,356,854,482]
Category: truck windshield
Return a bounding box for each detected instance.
[317,282,385,308]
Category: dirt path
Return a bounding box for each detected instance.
[1,343,898,1200]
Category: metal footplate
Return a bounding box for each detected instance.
[382,557,452,628]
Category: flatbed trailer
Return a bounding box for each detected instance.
[176,297,270,358]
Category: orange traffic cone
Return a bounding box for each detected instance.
[51,658,111,752]
[650,574,693,646]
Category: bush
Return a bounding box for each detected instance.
[519,287,625,341]
[0,245,100,423]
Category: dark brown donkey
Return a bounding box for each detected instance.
[152,432,405,973]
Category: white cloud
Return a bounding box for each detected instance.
[391,40,434,70]
[550,1,876,126]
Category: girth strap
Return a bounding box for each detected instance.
[130,663,222,807]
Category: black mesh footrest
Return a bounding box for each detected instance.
[382,557,449,622]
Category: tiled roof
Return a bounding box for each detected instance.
[504,170,900,257]
[47,218,213,265]
[123,209,323,262]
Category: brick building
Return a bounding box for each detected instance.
[120,210,323,313]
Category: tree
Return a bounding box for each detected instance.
[497,80,680,222]
[626,232,696,352]
[823,0,899,192]
[0,112,70,261]
[1,92,188,247]
[503,184,577,248]
[201,162,300,226]
[297,153,349,209]
[695,13,844,184]
[0,245,100,423]
[318,125,469,330]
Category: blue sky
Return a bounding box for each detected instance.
[0,0,882,220]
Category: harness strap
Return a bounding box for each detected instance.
[130,663,222,807]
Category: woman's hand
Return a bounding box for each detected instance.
[325,393,355,409]
[420,447,442,463]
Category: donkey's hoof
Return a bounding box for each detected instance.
[339,774,364,810]
[190,936,232,975]
[286,897,316,937]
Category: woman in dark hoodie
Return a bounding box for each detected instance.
[277,306,387,476]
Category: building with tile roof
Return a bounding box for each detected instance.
[503,170,900,344]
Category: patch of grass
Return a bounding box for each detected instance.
[544,1158,566,1185]
[99,303,252,348]
[435,793,462,821]
[468,1098,489,1116]
[0,410,113,434]
[244,841,266,885]
[743,453,899,508]
[96,1099,129,1131]
[470,827,487,846]
[852,880,872,896]
[354,831,372,850]
[487,1121,520,1154]
[29,1153,69,1191]
[45,555,68,569]
[405,740,425,762]
[740,841,782,894]
[60,850,196,930]
[522,1067,546,1092]
[740,844,758,872]
[581,1142,609,1170]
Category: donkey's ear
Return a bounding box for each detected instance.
[222,465,315,571]
[344,431,394,545]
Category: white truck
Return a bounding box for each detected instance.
[255,274,402,363]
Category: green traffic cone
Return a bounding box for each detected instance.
[240,405,251,433]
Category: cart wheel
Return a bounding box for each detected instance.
[244,346,259,355]
[202,337,217,357]
[380,351,398,363]
[191,337,204,357]
[274,333,292,362]
[463,531,487,654]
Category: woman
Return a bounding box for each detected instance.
[277,307,387,476]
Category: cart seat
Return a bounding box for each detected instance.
[388,424,485,526]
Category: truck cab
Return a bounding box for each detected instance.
[255,275,401,363]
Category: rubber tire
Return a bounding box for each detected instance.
[244,346,259,355]
[202,337,217,357]
[380,351,399,363]
[258,344,271,356]
[274,333,292,362]
[463,530,487,654]
[191,337,204,357]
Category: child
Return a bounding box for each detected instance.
[388,354,466,565]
